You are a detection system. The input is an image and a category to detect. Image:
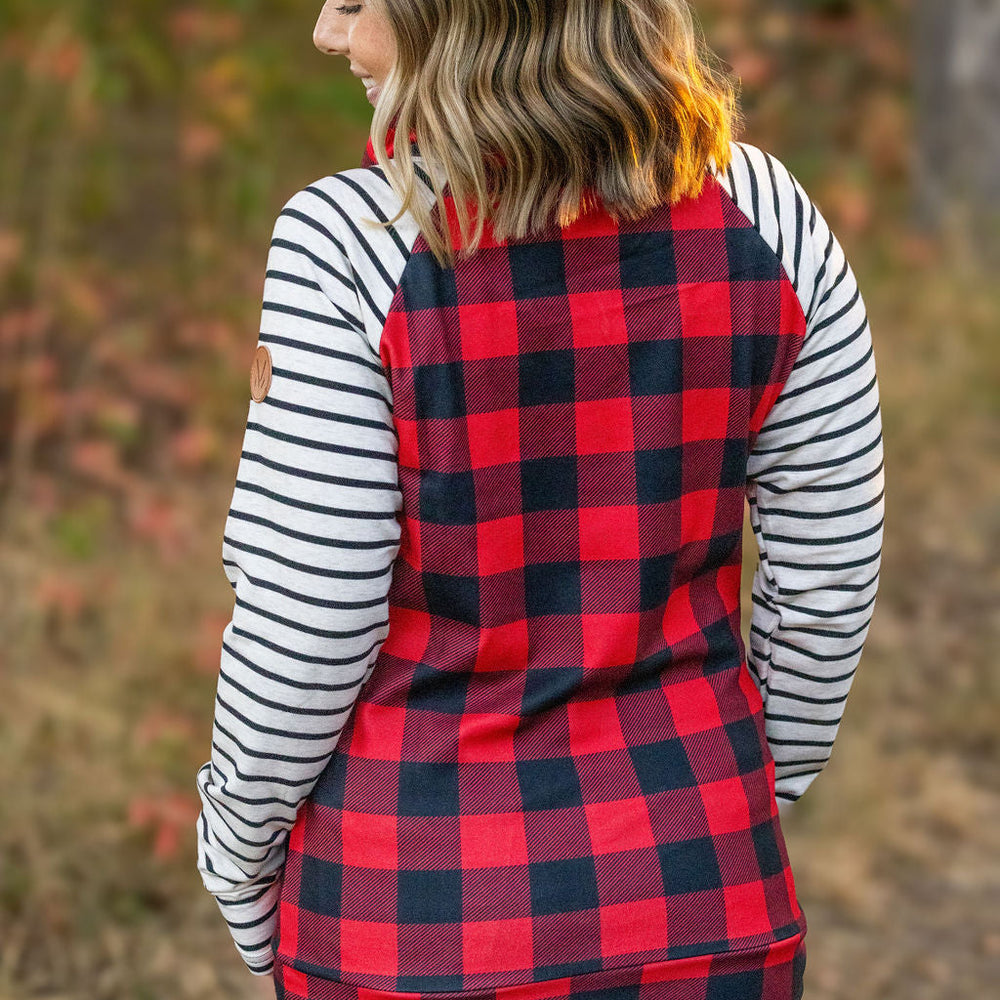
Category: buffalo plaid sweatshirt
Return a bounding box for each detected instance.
[194,127,884,985]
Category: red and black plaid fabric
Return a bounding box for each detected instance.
[275,932,805,1000]
[271,123,807,997]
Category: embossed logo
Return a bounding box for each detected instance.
[250,344,272,402]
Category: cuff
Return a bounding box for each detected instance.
[210,877,281,976]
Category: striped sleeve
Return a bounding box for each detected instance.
[734,146,885,807]
[193,183,402,976]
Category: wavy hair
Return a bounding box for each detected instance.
[360,0,744,270]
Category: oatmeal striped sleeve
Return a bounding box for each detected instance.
[721,142,885,809]
[193,184,402,976]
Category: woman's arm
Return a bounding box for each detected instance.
[736,146,886,809]
[194,184,401,976]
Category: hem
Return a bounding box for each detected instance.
[274,930,806,1000]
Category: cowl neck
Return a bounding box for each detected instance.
[360,113,601,223]
[361,111,420,166]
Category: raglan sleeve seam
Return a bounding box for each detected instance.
[193,181,402,976]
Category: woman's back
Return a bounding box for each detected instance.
[195,124,882,1000]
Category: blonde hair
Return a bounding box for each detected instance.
[360,0,744,271]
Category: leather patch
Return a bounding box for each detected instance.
[250,344,272,402]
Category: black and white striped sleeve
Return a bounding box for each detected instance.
[740,150,885,808]
[193,183,402,976]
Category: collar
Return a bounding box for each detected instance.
[362,112,420,167]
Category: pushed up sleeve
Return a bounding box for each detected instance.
[194,184,402,976]
[745,175,885,808]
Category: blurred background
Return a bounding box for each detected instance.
[0,1,997,997]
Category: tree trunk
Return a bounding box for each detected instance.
[913,0,1000,247]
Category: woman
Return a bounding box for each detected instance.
[195,3,885,999]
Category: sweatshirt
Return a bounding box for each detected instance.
[194,128,884,983]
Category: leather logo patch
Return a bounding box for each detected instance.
[250,344,272,402]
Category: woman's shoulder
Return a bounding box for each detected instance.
[265,171,411,303]
[708,140,846,330]
[274,162,436,262]
[708,140,807,217]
